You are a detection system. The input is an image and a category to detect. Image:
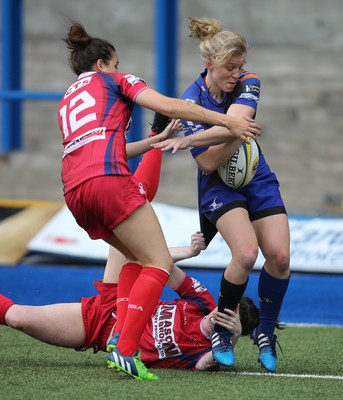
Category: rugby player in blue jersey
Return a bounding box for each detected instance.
[153,17,290,373]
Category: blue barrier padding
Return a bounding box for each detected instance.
[1,0,23,152]
[127,104,143,173]
[155,0,178,97]
[0,90,64,100]
[0,264,342,326]
[1,0,178,154]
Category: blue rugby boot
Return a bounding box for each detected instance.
[251,328,278,372]
[211,328,235,367]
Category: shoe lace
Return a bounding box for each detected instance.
[213,330,233,351]
[253,331,283,356]
[267,334,283,356]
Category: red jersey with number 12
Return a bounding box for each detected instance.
[58,71,148,194]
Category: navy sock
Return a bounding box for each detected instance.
[258,267,290,337]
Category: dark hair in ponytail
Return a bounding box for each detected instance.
[63,21,116,75]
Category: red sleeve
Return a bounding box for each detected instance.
[175,275,216,314]
[116,73,149,101]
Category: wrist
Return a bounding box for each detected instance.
[201,316,212,338]
[149,132,163,142]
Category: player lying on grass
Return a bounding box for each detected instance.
[0,231,259,371]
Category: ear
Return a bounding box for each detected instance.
[205,59,214,71]
[96,59,104,71]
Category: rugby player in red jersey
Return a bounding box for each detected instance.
[0,232,259,372]
[57,21,260,380]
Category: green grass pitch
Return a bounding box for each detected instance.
[1,326,342,400]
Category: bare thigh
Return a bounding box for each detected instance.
[6,303,85,348]
[107,201,174,271]
[216,208,259,261]
[216,208,259,283]
[253,213,290,277]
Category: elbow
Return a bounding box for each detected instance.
[202,166,216,174]
[199,162,219,174]
[196,152,224,174]
[165,107,179,119]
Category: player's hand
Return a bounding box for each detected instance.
[151,136,191,153]
[214,305,242,337]
[189,231,206,256]
[225,115,261,142]
[158,119,183,141]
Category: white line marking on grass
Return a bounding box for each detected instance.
[222,371,343,381]
[285,323,343,328]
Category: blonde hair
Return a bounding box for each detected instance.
[188,17,248,65]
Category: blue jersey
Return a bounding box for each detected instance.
[182,69,265,191]
[181,70,286,245]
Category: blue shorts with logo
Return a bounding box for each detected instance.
[199,161,287,246]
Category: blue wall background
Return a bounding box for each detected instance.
[1,264,342,326]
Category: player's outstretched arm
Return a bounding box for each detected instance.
[151,103,259,155]
[126,119,182,159]
[135,88,261,141]
[168,231,205,263]
[166,232,206,289]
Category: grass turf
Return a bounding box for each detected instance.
[1,326,342,400]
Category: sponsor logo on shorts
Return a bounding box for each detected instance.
[138,182,146,195]
[209,197,223,212]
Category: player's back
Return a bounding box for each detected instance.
[58,71,134,193]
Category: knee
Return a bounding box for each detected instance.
[153,254,174,274]
[164,257,175,274]
[5,305,23,329]
[267,250,290,275]
[235,245,259,271]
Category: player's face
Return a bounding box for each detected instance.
[100,51,119,73]
[208,55,246,93]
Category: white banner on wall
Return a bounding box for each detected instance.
[28,203,343,273]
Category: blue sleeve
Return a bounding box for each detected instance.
[181,84,209,159]
[234,71,261,111]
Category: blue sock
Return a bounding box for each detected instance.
[258,267,290,337]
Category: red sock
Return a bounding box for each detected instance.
[0,294,15,325]
[117,267,169,355]
[134,148,162,202]
[115,262,142,335]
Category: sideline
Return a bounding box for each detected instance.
[223,371,343,381]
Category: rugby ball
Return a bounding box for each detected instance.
[217,138,259,189]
